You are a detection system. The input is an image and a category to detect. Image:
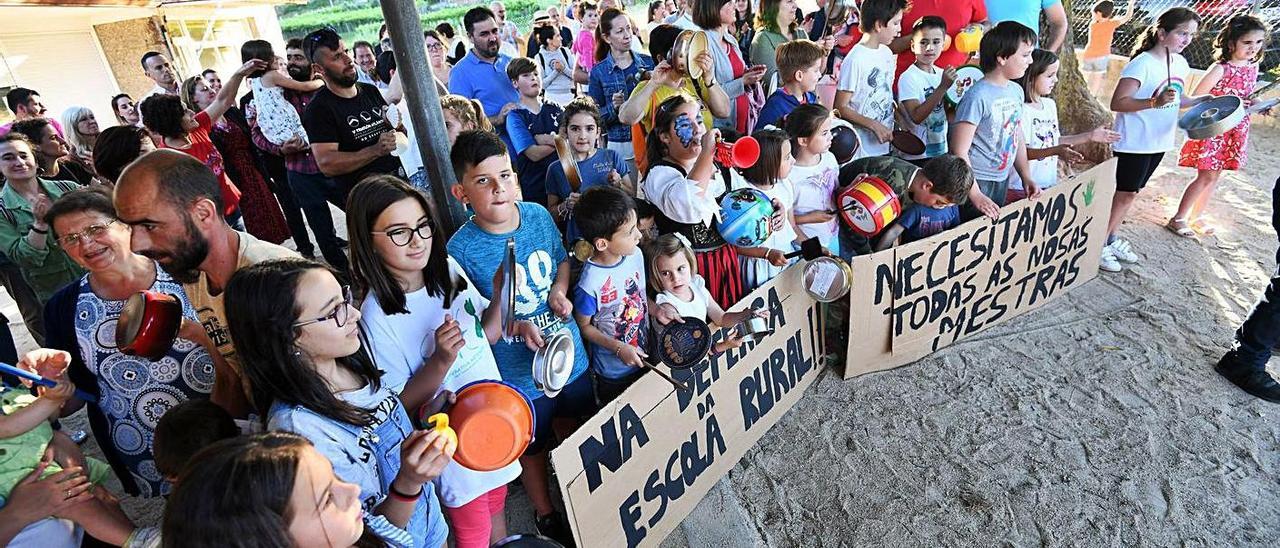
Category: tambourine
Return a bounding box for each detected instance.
[944,65,984,108]
[837,174,902,237]
[670,30,710,80]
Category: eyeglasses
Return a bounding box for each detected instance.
[57,220,116,248]
[294,286,353,328]
[376,222,433,246]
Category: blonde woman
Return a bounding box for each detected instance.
[59,106,99,168]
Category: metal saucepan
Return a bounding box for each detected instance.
[1180,95,1246,140]
[116,290,182,361]
[732,309,773,343]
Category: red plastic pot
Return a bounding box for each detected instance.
[116,290,182,361]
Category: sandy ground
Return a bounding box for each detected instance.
[725,125,1280,546]
[6,124,1280,545]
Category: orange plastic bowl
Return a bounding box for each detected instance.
[449,380,535,472]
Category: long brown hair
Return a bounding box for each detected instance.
[162,432,383,548]
[346,175,458,315]
[1131,7,1202,58]
[595,7,631,63]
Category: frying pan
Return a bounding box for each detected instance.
[891,130,925,156]
[116,290,182,361]
[554,136,582,192]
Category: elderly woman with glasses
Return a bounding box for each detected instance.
[34,186,230,498]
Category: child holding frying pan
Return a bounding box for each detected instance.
[648,233,765,356]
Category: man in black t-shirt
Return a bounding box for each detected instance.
[300,27,404,203]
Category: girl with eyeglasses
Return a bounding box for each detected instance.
[347,175,537,547]
[224,257,453,548]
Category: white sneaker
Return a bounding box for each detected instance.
[1099,247,1123,272]
[1109,239,1140,263]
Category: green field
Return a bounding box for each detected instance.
[278,0,560,45]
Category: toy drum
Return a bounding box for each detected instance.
[944,65,984,108]
[716,188,774,247]
[837,174,902,237]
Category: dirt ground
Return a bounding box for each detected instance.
[7,124,1279,546]
[726,125,1280,546]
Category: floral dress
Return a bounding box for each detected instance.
[1178,62,1257,171]
[211,108,290,243]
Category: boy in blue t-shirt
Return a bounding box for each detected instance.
[571,186,650,404]
[506,57,565,206]
[756,39,825,131]
[546,97,630,243]
[873,202,960,250]
[444,130,592,537]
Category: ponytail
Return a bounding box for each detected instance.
[596,8,629,63]
[1131,7,1202,58]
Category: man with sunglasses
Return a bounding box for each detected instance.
[114,150,297,418]
[300,27,405,204]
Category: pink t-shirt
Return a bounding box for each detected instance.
[573,29,597,74]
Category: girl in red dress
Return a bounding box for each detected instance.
[1171,15,1268,237]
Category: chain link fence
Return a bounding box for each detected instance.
[1068,0,1280,72]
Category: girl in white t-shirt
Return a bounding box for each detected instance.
[1105,7,1210,273]
[733,127,802,291]
[346,175,538,548]
[784,104,841,256]
[242,40,324,145]
[648,233,762,355]
[1008,48,1120,202]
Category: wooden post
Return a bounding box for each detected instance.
[379,0,469,236]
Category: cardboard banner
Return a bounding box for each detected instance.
[550,267,822,547]
[844,160,1117,378]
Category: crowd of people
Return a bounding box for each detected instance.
[0,0,1274,546]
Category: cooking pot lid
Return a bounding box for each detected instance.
[501,239,517,339]
[657,316,712,370]
[533,329,575,397]
[675,30,709,81]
